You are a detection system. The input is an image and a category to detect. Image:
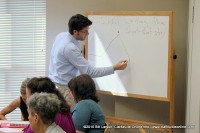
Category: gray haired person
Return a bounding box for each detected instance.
[27,92,66,133]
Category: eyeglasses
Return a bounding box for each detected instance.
[79,29,89,34]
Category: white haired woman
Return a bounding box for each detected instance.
[27,92,66,133]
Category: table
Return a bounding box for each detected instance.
[0,120,29,133]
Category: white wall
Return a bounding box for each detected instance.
[186,0,200,132]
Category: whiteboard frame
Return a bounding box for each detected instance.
[85,11,174,102]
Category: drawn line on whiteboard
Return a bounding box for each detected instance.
[119,35,130,63]
[88,32,119,57]
[88,31,130,63]
[116,17,131,63]
[104,32,120,54]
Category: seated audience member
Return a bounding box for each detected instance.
[24,77,76,133]
[27,92,66,133]
[0,78,30,121]
[68,74,105,133]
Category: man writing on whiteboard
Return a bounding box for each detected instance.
[49,14,128,107]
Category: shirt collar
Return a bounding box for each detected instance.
[45,122,56,133]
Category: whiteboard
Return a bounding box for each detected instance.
[86,11,173,101]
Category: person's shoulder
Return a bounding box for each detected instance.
[55,111,73,121]
[65,42,77,48]
[11,97,21,106]
[64,42,79,54]
[55,125,66,133]
[79,99,93,103]
[56,32,68,37]
[56,112,70,118]
[77,99,97,107]
[71,100,96,112]
[47,123,66,133]
[55,32,69,43]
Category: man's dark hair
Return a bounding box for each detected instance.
[68,14,92,34]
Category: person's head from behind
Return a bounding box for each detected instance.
[27,92,61,132]
[26,77,70,112]
[68,14,92,41]
[26,77,56,98]
[68,74,99,103]
[20,78,30,103]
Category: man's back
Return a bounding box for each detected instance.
[49,32,80,85]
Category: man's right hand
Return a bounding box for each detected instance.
[113,60,128,70]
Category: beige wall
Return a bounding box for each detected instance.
[46,0,188,133]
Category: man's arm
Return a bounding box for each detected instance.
[66,44,127,77]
